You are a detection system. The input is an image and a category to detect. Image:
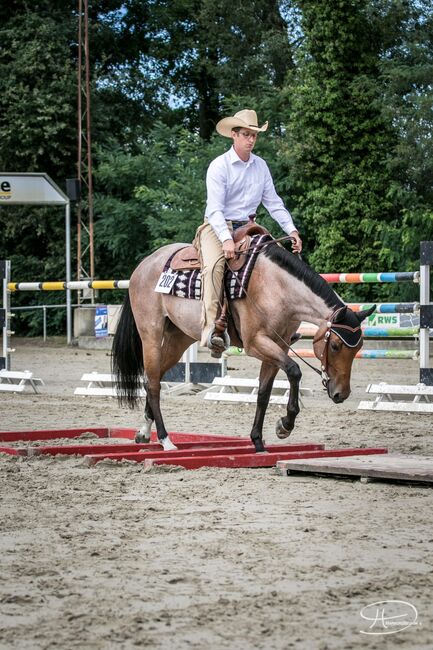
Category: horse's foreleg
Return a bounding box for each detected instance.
[245,334,302,444]
[276,359,301,439]
[250,362,278,452]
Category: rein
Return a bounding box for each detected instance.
[234,234,295,259]
[224,257,324,382]
[226,247,361,388]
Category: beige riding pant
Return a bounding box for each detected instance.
[193,220,233,346]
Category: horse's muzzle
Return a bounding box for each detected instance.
[327,381,350,403]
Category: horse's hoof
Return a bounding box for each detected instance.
[160,437,178,451]
[253,440,266,453]
[275,418,292,439]
[135,431,151,444]
[135,435,150,444]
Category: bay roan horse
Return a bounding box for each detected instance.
[112,237,374,452]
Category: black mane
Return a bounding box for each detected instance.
[263,243,344,310]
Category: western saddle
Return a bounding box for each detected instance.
[169,219,270,273]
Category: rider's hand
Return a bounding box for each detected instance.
[222,238,235,260]
[290,231,302,253]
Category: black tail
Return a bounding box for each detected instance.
[111,293,144,408]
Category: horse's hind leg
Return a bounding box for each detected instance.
[136,400,154,444]
[250,361,278,452]
[137,320,194,449]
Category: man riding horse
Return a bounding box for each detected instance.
[113,109,375,452]
[193,108,303,357]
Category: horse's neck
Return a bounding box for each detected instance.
[295,291,340,326]
[273,263,342,325]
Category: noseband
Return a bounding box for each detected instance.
[312,307,363,389]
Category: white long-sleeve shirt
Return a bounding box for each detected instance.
[205,146,297,242]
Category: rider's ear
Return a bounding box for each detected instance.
[356,305,376,323]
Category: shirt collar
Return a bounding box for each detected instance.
[228,146,256,167]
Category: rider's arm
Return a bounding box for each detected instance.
[261,163,297,235]
[205,160,233,243]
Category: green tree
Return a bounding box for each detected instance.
[379,0,433,269]
[132,0,293,139]
[285,0,399,290]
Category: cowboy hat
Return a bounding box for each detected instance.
[216,109,268,138]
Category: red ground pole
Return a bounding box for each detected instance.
[0,427,388,470]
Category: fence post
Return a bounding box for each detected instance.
[419,241,433,385]
[1,260,11,370]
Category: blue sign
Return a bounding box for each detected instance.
[95,306,108,337]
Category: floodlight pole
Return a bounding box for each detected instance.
[65,201,72,343]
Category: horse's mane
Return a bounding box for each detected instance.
[263,243,344,310]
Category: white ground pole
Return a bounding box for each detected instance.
[0,173,72,343]
[420,241,433,385]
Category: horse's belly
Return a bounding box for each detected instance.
[162,294,202,341]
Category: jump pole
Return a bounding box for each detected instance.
[3,242,431,383]
[420,241,433,385]
[1,261,11,370]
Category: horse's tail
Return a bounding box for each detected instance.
[111,293,144,408]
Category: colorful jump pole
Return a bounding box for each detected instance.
[321,272,419,283]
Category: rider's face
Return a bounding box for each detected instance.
[232,129,258,160]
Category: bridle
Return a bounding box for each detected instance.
[311,306,363,389]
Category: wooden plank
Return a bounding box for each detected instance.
[74,387,120,397]
[276,454,433,483]
[86,446,388,468]
[205,392,289,405]
[358,401,433,413]
[0,370,33,379]
[0,446,22,456]
[0,383,25,393]
[0,427,253,444]
[0,427,109,442]
[366,383,433,396]
[27,441,323,458]
[107,428,248,443]
[80,372,116,383]
[208,376,312,394]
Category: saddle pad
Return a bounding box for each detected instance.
[163,234,272,300]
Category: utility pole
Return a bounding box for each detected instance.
[76,0,94,298]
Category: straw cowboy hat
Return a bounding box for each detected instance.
[216,109,268,138]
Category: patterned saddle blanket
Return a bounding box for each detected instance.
[160,233,272,300]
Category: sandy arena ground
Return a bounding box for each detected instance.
[0,338,432,649]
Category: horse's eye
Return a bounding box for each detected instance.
[330,340,341,352]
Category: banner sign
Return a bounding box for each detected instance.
[95,306,108,338]
[0,173,68,205]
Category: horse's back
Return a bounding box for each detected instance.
[130,243,190,288]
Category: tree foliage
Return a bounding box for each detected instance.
[0,0,432,332]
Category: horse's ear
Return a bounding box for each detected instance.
[356,305,376,323]
[333,306,347,323]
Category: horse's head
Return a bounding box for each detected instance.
[313,305,375,403]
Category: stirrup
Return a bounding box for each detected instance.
[206,329,230,356]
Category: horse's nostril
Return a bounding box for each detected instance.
[333,393,344,404]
